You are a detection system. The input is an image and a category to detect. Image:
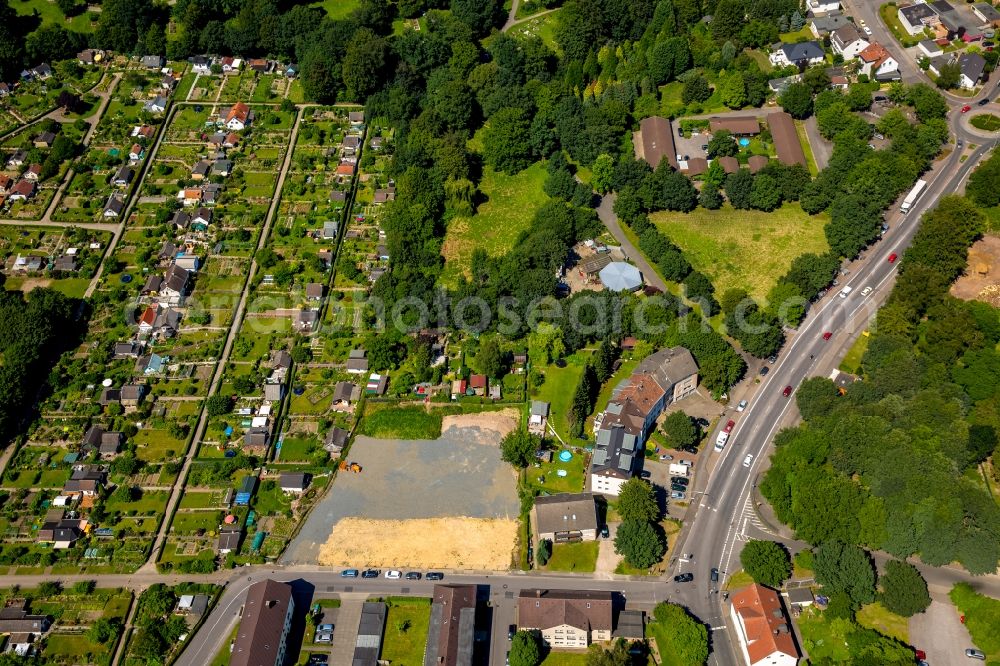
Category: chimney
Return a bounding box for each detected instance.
[536,590,542,598]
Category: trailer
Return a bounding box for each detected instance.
[900,179,927,214]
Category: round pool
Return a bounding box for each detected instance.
[739,138,751,147]
[559,450,573,462]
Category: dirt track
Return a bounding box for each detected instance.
[318,517,518,570]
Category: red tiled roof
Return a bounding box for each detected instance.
[731,584,799,665]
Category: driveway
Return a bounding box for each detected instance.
[595,523,619,577]
[909,600,975,666]
[595,194,667,292]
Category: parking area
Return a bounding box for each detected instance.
[676,129,711,161]
[908,600,975,666]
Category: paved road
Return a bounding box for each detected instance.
[175,569,674,666]
[595,193,668,292]
[667,121,996,665]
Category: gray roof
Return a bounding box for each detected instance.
[599,262,643,292]
[534,492,598,535]
[811,14,851,33]
[279,472,309,490]
[975,2,1000,21]
[780,41,825,62]
[899,3,937,23]
[959,52,987,82]
[635,346,699,388]
[530,401,550,417]
[592,424,638,478]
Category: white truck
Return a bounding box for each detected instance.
[714,431,729,452]
[839,285,853,298]
[669,463,689,477]
[900,179,927,214]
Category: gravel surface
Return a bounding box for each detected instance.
[282,423,519,564]
[909,600,975,666]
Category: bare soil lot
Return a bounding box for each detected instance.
[951,234,1000,304]
[282,412,520,566]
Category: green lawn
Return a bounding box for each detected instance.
[856,602,909,644]
[588,357,639,436]
[310,0,360,19]
[839,331,870,375]
[541,652,590,665]
[14,0,95,32]
[722,569,755,591]
[380,599,431,666]
[532,350,592,444]
[795,119,819,176]
[971,114,1000,132]
[544,541,599,572]
[45,633,109,662]
[440,162,550,287]
[798,608,855,662]
[779,27,815,42]
[950,583,1000,661]
[358,405,443,440]
[526,452,587,494]
[880,3,924,47]
[650,203,829,301]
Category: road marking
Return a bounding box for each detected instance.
[710,625,728,631]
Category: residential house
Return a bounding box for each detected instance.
[324,427,349,455]
[768,112,808,167]
[769,41,826,68]
[349,111,365,126]
[36,514,87,548]
[12,255,43,272]
[533,492,599,542]
[918,39,945,58]
[121,384,146,408]
[160,73,179,90]
[806,0,840,14]
[898,3,939,35]
[248,58,271,73]
[141,275,163,296]
[8,180,36,201]
[590,424,640,496]
[98,431,123,458]
[831,24,869,59]
[784,587,815,609]
[296,309,318,332]
[212,159,233,176]
[175,254,199,271]
[352,602,386,666]
[858,42,899,80]
[958,51,987,89]
[6,150,26,168]
[709,117,760,136]
[77,49,104,65]
[373,188,396,204]
[469,374,488,396]
[62,465,105,498]
[0,174,12,194]
[748,155,770,173]
[809,14,851,36]
[332,381,360,410]
[33,131,55,148]
[217,526,243,555]
[201,182,222,204]
[346,349,368,374]
[305,283,324,301]
[729,584,800,666]
[0,602,49,634]
[264,382,284,403]
[279,472,310,494]
[424,585,477,666]
[133,125,156,140]
[223,102,253,131]
[528,400,549,436]
[973,1,1000,26]
[244,427,270,451]
[113,341,142,358]
[23,164,42,181]
[177,188,203,206]
[221,57,244,74]
[97,388,121,408]
[191,160,211,180]
[113,165,134,187]
[717,156,740,174]
[322,220,339,239]
[191,56,213,74]
[144,96,167,114]
[159,264,190,305]
[7,632,34,656]
[142,55,165,69]
[517,590,613,648]
[128,144,145,161]
[634,115,677,170]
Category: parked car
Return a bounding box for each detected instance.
[759,366,769,376]
[674,573,694,582]
[888,253,897,263]
[696,417,710,427]
[782,385,792,397]
[508,625,516,640]
[314,631,332,643]
[743,454,754,467]
[767,355,777,363]
[962,105,972,113]
[341,569,359,577]
[823,331,832,340]
[724,419,735,433]
[307,655,329,665]
[736,400,747,412]
[863,25,872,35]
[659,454,673,460]
[680,459,694,467]
[426,572,444,580]
[362,569,380,578]
[600,525,610,538]
[640,470,652,479]
[385,570,402,579]
[671,476,689,485]
[966,649,986,660]
[405,572,422,580]
[710,568,719,582]
[671,491,686,499]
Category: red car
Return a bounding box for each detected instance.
[962,105,972,113]
[724,419,735,433]
[888,252,897,263]
[782,385,793,397]
[822,331,832,341]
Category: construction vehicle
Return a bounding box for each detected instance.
[338,460,362,473]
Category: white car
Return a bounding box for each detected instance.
[863,25,872,35]
[385,570,402,579]
[737,399,748,412]
[861,286,873,297]
[680,459,694,467]
[743,454,754,468]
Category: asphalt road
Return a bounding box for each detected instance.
[175,569,674,666]
[668,121,997,665]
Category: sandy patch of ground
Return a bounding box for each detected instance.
[318,516,518,570]
[15,278,53,292]
[952,235,1000,304]
[441,408,519,437]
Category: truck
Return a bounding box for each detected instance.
[900,179,927,214]
[714,431,729,452]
